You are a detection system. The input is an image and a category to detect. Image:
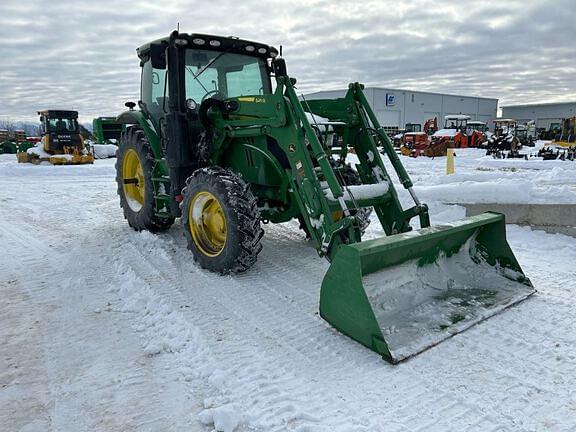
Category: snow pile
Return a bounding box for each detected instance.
[371,146,576,205]
[26,143,51,158]
[92,144,117,159]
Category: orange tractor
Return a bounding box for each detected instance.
[466,121,489,147]
[432,115,485,149]
[398,117,440,157]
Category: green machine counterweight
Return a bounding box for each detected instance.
[115,31,535,363]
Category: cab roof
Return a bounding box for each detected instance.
[37,110,78,119]
[445,114,471,120]
[137,32,279,61]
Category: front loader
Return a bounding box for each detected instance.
[115,31,535,363]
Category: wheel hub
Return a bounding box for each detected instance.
[189,191,227,257]
[122,149,145,211]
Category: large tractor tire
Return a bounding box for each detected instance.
[116,127,174,232]
[182,167,264,274]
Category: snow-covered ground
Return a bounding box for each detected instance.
[1,146,576,432]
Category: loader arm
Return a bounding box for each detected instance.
[279,80,432,260]
[201,77,430,259]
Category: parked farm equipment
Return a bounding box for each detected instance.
[90,116,122,159]
[432,115,484,150]
[485,119,530,156]
[18,110,94,165]
[552,117,576,148]
[115,31,535,363]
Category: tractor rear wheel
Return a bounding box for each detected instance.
[116,127,174,232]
[182,167,264,274]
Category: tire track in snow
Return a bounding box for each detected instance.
[0,214,206,431]
[108,223,458,432]
[108,227,366,432]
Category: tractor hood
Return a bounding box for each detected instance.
[433,128,459,137]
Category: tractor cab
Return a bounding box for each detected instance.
[122,32,280,208]
[404,123,421,133]
[133,33,278,132]
[443,114,469,131]
[467,121,488,133]
[38,110,83,153]
[432,114,471,147]
[466,121,489,147]
[493,118,518,137]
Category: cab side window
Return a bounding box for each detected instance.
[142,60,168,124]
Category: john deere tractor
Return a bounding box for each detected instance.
[18,110,93,164]
[115,31,535,363]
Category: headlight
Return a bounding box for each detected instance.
[209,40,221,47]
[257,47,267,54]
[174,38,188,46]
[245,45,255,52]
[186,98,197,110]
[192,38,205,45]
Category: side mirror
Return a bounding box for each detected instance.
[125,102,136,110]
[272,58,287,77]
[150,43,167,70]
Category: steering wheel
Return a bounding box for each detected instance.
[201,90,221,103]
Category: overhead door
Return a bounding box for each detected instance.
[376,110,401,127]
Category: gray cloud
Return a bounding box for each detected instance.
[0,0,574,123]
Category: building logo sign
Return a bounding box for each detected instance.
[386,93,395,106]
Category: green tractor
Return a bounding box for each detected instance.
[115,31,535,363]
[92,117,123,144]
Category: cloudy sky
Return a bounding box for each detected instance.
[1,0,575,123]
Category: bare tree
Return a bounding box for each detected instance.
[0,117,16,134]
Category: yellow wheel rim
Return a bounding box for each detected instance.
[188,191,227,257]
[122,149,146,211]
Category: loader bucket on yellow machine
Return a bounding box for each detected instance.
[320,212,535,363]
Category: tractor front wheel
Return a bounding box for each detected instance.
[116,127,174,232]
[182,167,264,274]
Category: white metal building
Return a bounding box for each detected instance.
[501,102,576,130]
[304,87,498,132]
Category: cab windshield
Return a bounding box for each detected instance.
[184,49,271,104]
[47,118,78,133]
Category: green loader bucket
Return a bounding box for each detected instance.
[320,212,535,363]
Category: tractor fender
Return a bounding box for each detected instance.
[116,110,163,159]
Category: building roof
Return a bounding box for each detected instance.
[306,86,498,102]
[501,101,576,108]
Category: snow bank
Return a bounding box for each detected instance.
[92,144,117,159]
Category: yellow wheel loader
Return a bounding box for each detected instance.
[18,110,94,165]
